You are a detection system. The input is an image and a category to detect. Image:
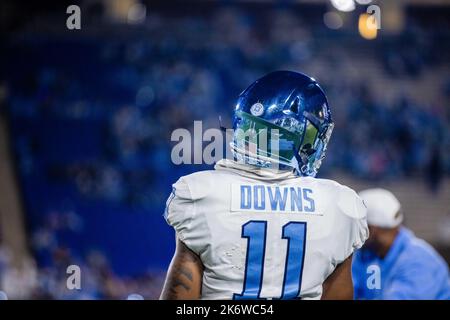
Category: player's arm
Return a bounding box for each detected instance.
[321,254,354,300]
[160,237,204,300]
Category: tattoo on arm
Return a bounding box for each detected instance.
[160,238,203,300]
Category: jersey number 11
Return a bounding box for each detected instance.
[233,220,307,300]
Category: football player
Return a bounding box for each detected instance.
[160,71,368,300]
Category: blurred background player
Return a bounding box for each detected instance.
[352,188,450,300]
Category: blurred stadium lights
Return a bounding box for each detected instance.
[127,2,147,24]
[103,0,146,24]
[323,11,343,29]
[355,0,372,4]
[358,13,377,39]
[330,0,355,12]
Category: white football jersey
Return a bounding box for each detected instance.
[165,159,368,300]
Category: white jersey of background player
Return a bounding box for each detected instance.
[161,71,368,300]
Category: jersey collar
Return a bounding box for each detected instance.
[214,159,298,181]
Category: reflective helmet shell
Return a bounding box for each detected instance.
[231,70,334,177]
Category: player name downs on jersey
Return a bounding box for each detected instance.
[231,183,317,214]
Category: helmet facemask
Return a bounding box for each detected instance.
[230,110,334,176]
